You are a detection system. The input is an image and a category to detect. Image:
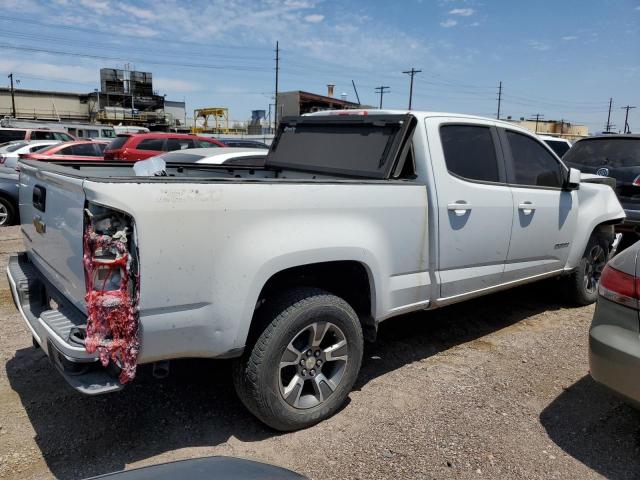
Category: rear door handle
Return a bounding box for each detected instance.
[447,202,472,216]
[518,202,536,215]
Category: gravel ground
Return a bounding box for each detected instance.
[0,224,639,479]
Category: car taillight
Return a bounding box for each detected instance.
[633,175,640,187]
[598,264,640,309]
[0,155,6,164]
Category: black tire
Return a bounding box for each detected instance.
[232,287,363,431]
[0,197,15,227]
[565,232,611,306]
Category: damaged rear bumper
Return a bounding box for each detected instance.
[7,252,124,395]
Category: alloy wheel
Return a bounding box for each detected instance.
[278,321,349,409]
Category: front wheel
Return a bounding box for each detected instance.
[233,287,363,431]
[564,233,611,306]
[0,197,15,226]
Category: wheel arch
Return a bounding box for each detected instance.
[242,259,377,348]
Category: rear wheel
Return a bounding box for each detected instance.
[233,287,363,431]
[0,197,15,226]
[565,232,611,306]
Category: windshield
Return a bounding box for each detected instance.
[564,137,640,168]
[4,142,28,152]
[544,140,571,158]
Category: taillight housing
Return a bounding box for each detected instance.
[0,155,6,164]
[598,264,640,309]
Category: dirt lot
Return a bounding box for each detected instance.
[0,225,639,479]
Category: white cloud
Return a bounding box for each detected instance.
[440,19,458,27]
[0,59,97,83]
[119,3,159,20]
[304,13,324,23]
[154,77,203,93]
[120,23,158,37]
[79,0,111,14]
[528,40,550,51]
[562,35,578,41]
[449,8,474,16]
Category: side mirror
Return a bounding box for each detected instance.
[564,167,581,190]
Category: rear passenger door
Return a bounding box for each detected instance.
[428,119,514,298]
[499,128,578,280]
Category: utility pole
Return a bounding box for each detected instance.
[274,41,280,129]
[8,73,16,118]
[533,113,544,133]
[496,81,502,120]
[621,105,636,134]
[402,68,421,110]
[605,98,613,132]
[375,86,390,109]
[351,80,361,106]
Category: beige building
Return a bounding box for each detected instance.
[0,87,91,122]
[509,118,588,140]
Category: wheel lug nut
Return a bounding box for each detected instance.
[310,369,315,376]
[316,360,322,366]
[300,359,306,366]
[302,369,307,375]
[306,350,312,356]
[314,350,321,357]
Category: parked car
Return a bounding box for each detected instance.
[0,168,19,226]
[219,138,270,149]
[151,147,268,166]
[564,135,640,241]
[20,140,109,162]
[538,135,572,158]
[0,127,74,143]
[0,140,61,170]
[589,238,640,408]
[84,456,306,479]
[0,118,116,141]
[104,133,226,161]
[9,110,624,431]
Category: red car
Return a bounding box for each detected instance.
[104,133,225,161]
[20,140,109,162]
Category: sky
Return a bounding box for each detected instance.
[0,0,638,132]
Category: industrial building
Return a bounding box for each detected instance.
[0,67,186,131]
[507,117,588,140]
[277,85,360,117]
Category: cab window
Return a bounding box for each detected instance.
[506,131,564,188]
[440,124,500,183]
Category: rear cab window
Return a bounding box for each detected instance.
[564,138,640,168]
[504,130,564,188]
[0,130,27,142]
[107,136,130,150]
[440,124,501,183]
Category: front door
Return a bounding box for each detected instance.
[427,119,514,299]
[499,128,578,281]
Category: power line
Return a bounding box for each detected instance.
[402,68,421,110]
[621,105,636,134]
[375,86,390,109]
[0,43,270,72]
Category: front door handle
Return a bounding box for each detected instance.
[447,201,472,216]
[518,202,536,215]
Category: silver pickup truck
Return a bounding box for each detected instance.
[8,111,624,431]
